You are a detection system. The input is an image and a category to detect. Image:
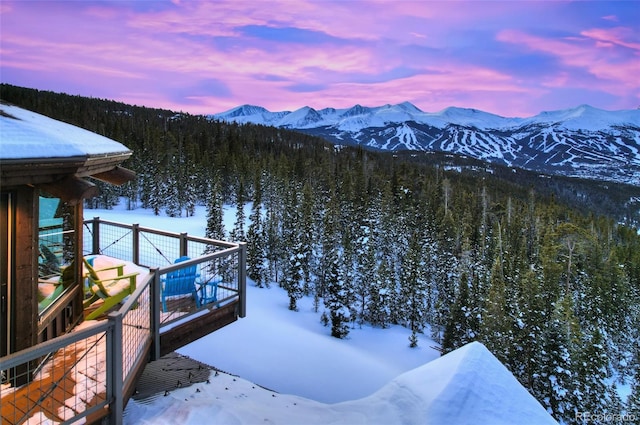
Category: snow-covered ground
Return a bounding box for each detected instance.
[124,342,557,425]
[88,202,556,424]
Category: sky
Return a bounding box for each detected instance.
[1,1,639,118]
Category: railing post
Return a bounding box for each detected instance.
[150,268,161,361]
[179,232,188,257]
[92,217,100,255]
[238,242,247,318]
[107,312,123,425]
[132,223,140,264]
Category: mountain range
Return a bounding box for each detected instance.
[213,103,640,186]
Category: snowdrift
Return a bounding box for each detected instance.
[124,341,557,424]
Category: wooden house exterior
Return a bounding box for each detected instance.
[1,103,246,423]
[0,102,135,377]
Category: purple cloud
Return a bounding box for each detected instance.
[1,0,637,117]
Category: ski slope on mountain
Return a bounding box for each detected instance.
[214,102,640,186]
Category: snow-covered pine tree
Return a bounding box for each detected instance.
[262,174,287,284]
[325,249,351,339]
[574,328,620,423]
[299,181,315,296]
[164,165,181,217]
[340,224,358,329]
[247,174,268,287]
[205,178,225,242]
[512,264,546,391]
[430,239,458,344]
[402,229,427,347]
[230,181,246,242]
[356,225,376,325]
[442,272,473,354]
[183,165,197,217]
[315,184,339,309]
[480,255,512,363]
[532,298,576,422]
[627,366,640,421]
[366,258,391,328]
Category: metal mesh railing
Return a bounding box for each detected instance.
[138,229,181,268]
[157,247,242,326]
[120,274,153,384]
[85,217,245,328]
[84,220,133,263]
[0,321,113,425]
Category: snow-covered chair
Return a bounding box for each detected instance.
[83,257,138,320]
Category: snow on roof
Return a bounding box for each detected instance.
[124,342,558,425]
[0,103,131,160]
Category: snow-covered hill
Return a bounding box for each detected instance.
[124,342,557,425]
[213,103,640,186]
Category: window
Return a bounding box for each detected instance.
[37,192,76,314]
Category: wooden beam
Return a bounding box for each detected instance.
[91,166,136,186]
[160,301,238,357]
[13,186,38,353]
[38,176,99,206]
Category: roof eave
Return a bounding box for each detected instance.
[0,151,133,187]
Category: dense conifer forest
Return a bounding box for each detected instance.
[2,84,640,423]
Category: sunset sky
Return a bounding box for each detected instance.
[1,1,638,117]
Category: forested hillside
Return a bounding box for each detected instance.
[2,84,640,423]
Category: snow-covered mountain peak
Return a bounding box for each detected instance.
[397,101,423,113]
[341,104,372,118]
[213,102,640,185]
[431,106,516,129]
[527,104,640,131]
[276,106,324,129]
[222,104,270,118]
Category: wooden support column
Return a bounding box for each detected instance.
[13,186,38,352]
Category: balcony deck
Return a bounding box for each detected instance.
[1,218,246,424]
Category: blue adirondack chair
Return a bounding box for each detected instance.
[161,256,200,312]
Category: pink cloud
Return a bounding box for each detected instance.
[2,0,637,117]
[581,27,640,51]
[496,28,640,93]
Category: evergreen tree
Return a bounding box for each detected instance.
[480,254,512,364]
[532,298,576,422]
[574,328,617,422]
[325,250,350,339]
[357,224,377,325]
[280,184,304,310]
[366,258,391,328]
[299,181,315,295]
[205,178,225,242]
[230,181,246,242]
[402,229,427,347]
[283,243,305,311]
[316,184,339,308]
[262,172,287,284]
[627,370,640,421]
[442,272,474,353]
[247,175,268,287]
